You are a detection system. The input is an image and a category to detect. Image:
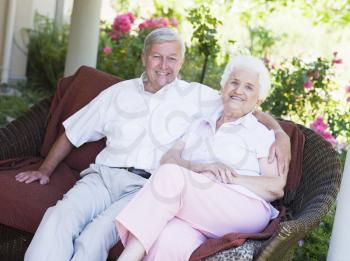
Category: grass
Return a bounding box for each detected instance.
[0,82,50,127]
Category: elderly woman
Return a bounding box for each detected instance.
[115,55,287,261]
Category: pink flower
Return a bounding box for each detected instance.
[303,80,314,90]
[169,17,178,27]
[347,97,350,103]
[110,12,135,40]
[331,51,342,65]
[332,58,342,65]
[310,116,337,146]
[345,85,350,93]
[310,117,326,132]
[126,12,135,23]
[103,47,112,55]
[158,17,169,27]
[138,17,176,30]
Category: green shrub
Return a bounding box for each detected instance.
[26,13,69,92]
[262,56,350,145]
[292,205,336,261]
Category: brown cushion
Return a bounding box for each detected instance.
[40,66,122,171]
[0,159,78,233]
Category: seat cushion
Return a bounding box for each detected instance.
[0,159,78,234]
[40,66,122,172]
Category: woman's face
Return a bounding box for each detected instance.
[221,68,260,118]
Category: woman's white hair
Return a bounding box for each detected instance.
[220,55,271,101]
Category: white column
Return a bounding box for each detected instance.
[1,0,17,84]
[64,0,102,76]
[327,146,350,260]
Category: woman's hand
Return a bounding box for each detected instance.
[196,162,237,184]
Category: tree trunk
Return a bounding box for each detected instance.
[200,54,208,83]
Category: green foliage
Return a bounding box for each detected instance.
[296,0,350,26]
[262,56,350,144]
[181,46,226,89]
[97,23,144,79]
[0,83,49,127]
[293,205,336,261]
[187,4,222,83]
[238,0,350,27]
[262,57,332,121]
[26,13,68,92]
[249,26,282,57]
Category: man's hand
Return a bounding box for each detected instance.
[268,129,291,176]
[197,162,237,183]
[14,133,74,185]
[15,170,50,185]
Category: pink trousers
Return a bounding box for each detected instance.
[116,164,271,261]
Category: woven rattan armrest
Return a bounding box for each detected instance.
[255,125,342,260]
[0,98,51,160]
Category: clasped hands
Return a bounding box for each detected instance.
[194,162,238,184]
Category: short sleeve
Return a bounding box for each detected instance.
[180,118,203,144]
[255,127,275,158]
[63,89,110,147]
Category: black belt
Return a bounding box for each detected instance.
[119,167,151,179]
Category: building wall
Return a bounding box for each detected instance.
[0,0,103,83]
[10,0,59,81]
[0,0,66,82]
[0,0,8,76]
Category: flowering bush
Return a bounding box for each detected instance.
[110,12,135,40]
[345,84,350,103]
[97,12,178,80]
[310,116,337,146]
[262,56,350,149]
[138,16,178,29]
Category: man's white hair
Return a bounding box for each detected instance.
[220,55,271,101]
[143,28,185,59]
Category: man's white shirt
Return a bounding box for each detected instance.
[63,76,221,172]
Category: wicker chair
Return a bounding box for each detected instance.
[0,97,342,261]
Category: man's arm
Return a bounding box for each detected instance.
[15,133,74,185]
[253,110,291,176]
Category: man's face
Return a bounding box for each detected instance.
[142,41,183,92]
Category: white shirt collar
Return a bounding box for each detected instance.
[204,105,257,131]
[137,72,179,94]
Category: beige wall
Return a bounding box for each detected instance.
[0,0,63,82]
[0,0,95,83]
[0,0,8,74]
[10,0,34,81]
[11,0,59,81]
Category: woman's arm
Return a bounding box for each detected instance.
[160,141,237,183]
[253,110,291,176]
[231,157,287,202]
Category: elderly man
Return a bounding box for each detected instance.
[16,28,290,261]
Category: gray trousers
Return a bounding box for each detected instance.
[25,164,147,261]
